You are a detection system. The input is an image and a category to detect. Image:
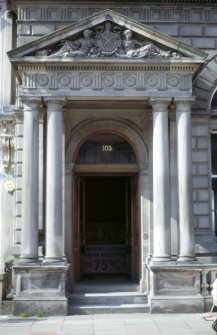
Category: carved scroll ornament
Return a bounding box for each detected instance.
[0,127,14,173]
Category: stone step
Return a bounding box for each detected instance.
[68,303,150,315]
[68,284,149,314]
[68,279,149,315]
[72,281,140,294]
[68,292,148,305]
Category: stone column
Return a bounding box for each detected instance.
[139,164,150,291]
[169,114,179,257]
[150,98,171,262]
[20,99,40,263]
[44,99,65,263]
[175,98,196,261]
[38,110,46,232]
[65,163,74,286]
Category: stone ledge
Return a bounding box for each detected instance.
[150,295,204,313]
[13,298,68,316]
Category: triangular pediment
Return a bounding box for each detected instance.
[8,9,207,61]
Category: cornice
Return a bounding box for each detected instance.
[10,0,217,4]
[16,58,203,72]
[9,0,217,16]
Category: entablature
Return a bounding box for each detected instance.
[8,9,206,99]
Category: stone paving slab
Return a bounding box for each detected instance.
[0,313,215,335]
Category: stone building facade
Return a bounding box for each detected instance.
[0,0,217,315]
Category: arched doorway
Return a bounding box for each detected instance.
[73,133,139,282]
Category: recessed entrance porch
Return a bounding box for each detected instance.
[72,133,140,282]
[67,132,147,314]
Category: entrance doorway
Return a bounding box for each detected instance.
[78,176,133,278]
[73,133,139,281]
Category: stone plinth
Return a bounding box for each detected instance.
[0,273,7,301]
[13,265,69,316]
[148,264,204,313]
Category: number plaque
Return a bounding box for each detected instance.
[102,145,112,152]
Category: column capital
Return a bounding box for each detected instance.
[44,98,65,110]
[20,97,41,105]
[174,97,195,110]
[20,97,41,112]
[150,98,171,112]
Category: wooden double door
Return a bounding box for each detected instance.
[76,175,138,279]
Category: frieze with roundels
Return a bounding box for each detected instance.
[18,6,217,24]
[23,72,191,92]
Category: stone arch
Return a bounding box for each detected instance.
[193,54,217,110]
[65,118,148,165]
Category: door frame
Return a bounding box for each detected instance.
[73,168,139,281]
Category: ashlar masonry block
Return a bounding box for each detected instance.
[180,25,203,37]
[197,216,210,229]
[192,125,208,137]
[197,138,208,150]
[196,163,209,176]
[197,189,210,202]
[32,24,56,36]
[193,202,209,215]
[193,176,209,188]
[192,38,216,49]
[192,151,208,163]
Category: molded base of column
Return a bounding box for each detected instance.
[18,257,41,266]
[177,255,198,263]
[150,256,172,264]
[43,257,67,265]
[13,264,69,316]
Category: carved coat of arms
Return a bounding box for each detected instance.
[95,22,121,56]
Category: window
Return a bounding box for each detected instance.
[77,133,136,164]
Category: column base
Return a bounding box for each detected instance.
[177,255,198,263]
[150,255,173,264]
[18,257,41,266]
[43,257,67,265]
[13,264,69,316]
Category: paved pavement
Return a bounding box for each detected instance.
[0,313,215,335]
